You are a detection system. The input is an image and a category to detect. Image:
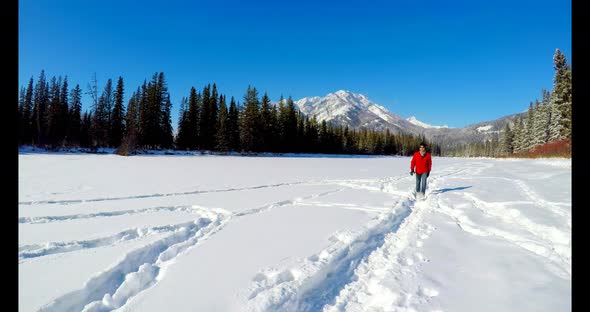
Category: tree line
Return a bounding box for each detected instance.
[18,73,434,156]
[499,49,572,155]
[442,48,572,158]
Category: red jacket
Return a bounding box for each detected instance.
[411,152,432,174]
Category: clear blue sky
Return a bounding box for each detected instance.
[19,0,571,128]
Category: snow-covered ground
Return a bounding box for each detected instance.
[18,152,571,312]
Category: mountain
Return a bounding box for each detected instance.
[406,116,449,129]
[295,90,424,135]
[295,90,524,147]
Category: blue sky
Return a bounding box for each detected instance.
[19,0,571,128]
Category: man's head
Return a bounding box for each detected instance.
[419,142,427,151]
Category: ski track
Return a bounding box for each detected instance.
[437,193,570,279]
[19,181,312,206]
[20,178,383,206]
[510,177,571,221]
[233,188,345,217]
[38,208,230,312]
[452,175,570,221]
[20,188,345,262]
[19,220,198,260]
[18,205,198,224]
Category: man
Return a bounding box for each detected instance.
[410,142,432,199]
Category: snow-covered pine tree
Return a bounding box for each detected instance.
[500,123,514,155]
[551,49,572,139]
[548,93,563,142]
[541,89,552,144]
[512,117,525,154]
[531,99,546,147]
[525,102,535,151]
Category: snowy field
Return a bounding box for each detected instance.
[18,152,571,312]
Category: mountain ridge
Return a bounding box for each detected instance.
[294,90,523,147]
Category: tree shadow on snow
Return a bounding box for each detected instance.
[431,186,472,194]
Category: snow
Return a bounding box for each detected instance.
[476,125,493,132]
[368,105,393,123]
[406,116,449,129]
[19,153,571,311]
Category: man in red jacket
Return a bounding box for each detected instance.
[410,142,432,199]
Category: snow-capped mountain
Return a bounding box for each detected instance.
[295,90,423,135]
[406,116,449,129]
[294,90,524,147]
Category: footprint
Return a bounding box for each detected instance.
[419,286,439,297]
[415,252,427,262]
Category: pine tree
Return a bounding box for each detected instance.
[541,88,552,144]
[548,94,562,141]
[21,78,34,145]
[46,76,62,146]
[295,112,305,152]
[92,78,114,147]
[58,76,69,145]
[240,86,260,152]
[32,70,49,146]
[199,84,211,149]
[161,92,174,148]
[156,72,174,149]
[137,81,149,146]
[110,77,126,147]
[228,96,240,151]
[551,49,572,139]
[175,96,190,149]
[208,83,219,149]
[215,94,230,151]
[500,123,513,154]
[282,96,298,152]
[259,93,273,151]
[318,120,328,153]
[123,89,140,151]
[531,99,546,147]
[512,117,525,153]
[18,87,25,145]
[187,87,201,149]
[80,111,92,147]
[276,95,287,151]
[269,102,279,152]
[304,116,318,153]
[102,78,114,131]
[69,84,83,146]
[524,102,535,150]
